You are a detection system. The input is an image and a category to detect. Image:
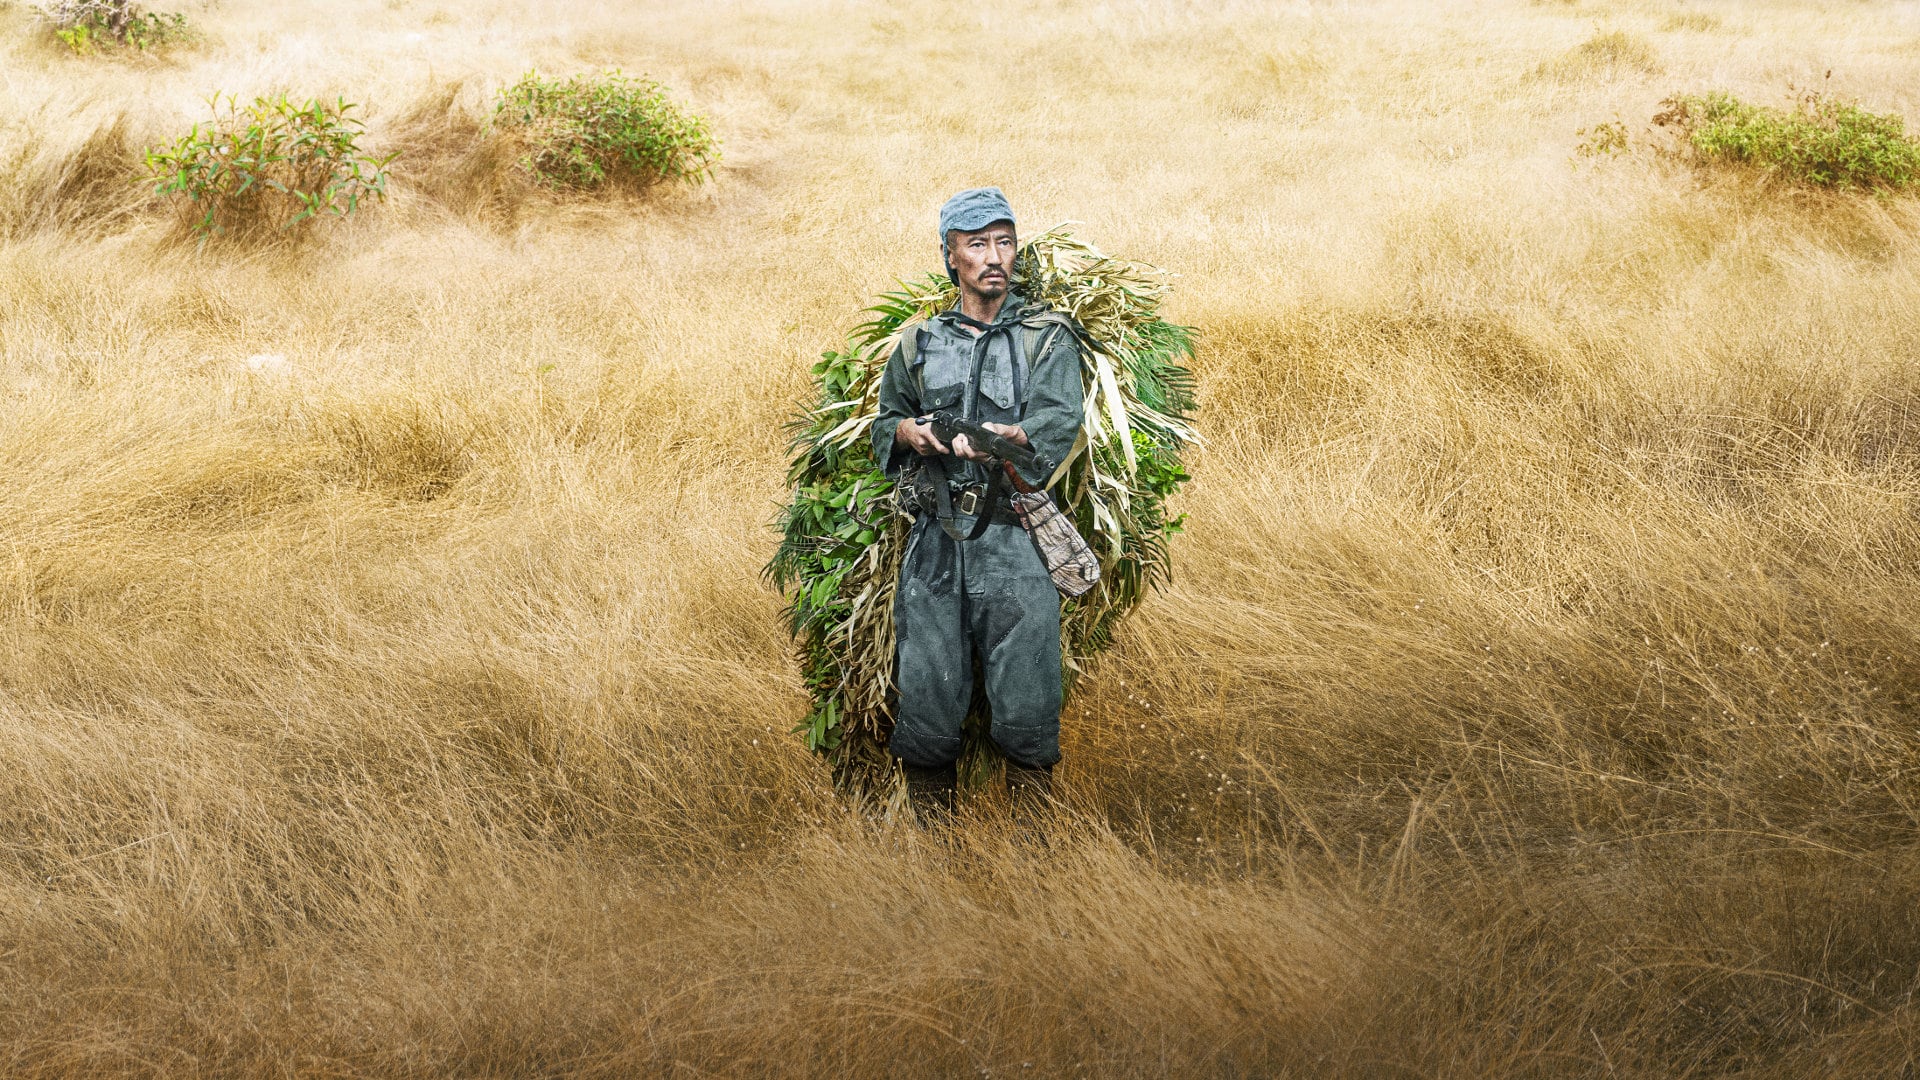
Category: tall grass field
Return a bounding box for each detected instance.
[3,0,1920,1074]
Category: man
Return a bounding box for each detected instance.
[870,187,1086,822]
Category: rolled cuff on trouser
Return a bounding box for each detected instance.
[889,518,1063,770]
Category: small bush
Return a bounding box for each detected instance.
[34,0,190,54]
[492,70,718,191]
[1654,90,1920,190]
[143,95,396,242]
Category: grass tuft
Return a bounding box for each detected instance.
[1661,11,1721,33]
[1534,29,1662,81]
[0,113,145,239]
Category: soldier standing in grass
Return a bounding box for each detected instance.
[871,188,1087,822]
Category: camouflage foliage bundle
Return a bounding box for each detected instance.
[766,226,1198,809]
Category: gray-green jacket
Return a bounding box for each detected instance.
[870,293,1085,491]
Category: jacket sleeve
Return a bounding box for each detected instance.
[1015,324,1085,488]
[870,335,917,480]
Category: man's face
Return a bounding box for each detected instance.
[946,221,1016,301]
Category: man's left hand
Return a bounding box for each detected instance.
[981,422,1030,446]
[951,423,1029,463]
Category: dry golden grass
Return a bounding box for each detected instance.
[3,0,1920,1074]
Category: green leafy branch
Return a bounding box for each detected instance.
[144,95,396,242]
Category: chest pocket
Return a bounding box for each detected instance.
[916,381,963,416]
[910,323,1029,416]
[915,334,971,395]
[975,331,1022,412]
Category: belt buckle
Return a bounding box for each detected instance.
[955,487,981,516]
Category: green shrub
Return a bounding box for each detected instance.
[144,95,396,241]
[492,70,718,190]
[35,0,190,54]
[1654,91,1920,190]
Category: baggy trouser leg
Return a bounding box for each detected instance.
[889,522,971,771]
[971,568,1064,771]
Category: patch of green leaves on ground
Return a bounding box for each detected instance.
[144,95,395,242]
[1576,119,1630,160]
[492,70,718,191]
[1654,90,1920,190]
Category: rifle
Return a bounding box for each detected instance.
[918,410,1056,488]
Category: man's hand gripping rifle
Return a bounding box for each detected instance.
[918,411,1056,492]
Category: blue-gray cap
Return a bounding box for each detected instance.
[938,186,1016,241]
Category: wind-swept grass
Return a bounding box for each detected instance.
[1,0,1919,1075]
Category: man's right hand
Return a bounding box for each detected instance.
[896,417,952,457]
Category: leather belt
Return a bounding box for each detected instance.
[918,506,1022,527]
[900,458,1017,538]
[918,483,1022,526]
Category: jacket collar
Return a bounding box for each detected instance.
[935,292,1027,334]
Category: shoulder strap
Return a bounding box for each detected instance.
[1018,309,1077,331]
[1019,324,1045,377]
[1019,309,1083,362]
[895,318,926,367]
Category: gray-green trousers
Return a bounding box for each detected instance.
[890,515,1063,770]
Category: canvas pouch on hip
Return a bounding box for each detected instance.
[1010,489,1099,598]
